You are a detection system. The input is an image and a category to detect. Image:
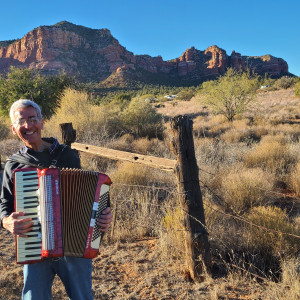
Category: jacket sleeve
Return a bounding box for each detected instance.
[0,161,17,228]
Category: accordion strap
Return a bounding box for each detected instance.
[7,145,68,168]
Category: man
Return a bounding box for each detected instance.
[0,99,112,299]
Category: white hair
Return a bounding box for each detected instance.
[10,99,43,123]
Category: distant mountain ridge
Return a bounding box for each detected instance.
[0,21,291,86]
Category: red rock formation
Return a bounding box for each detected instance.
[230,51,246,71]
[244,55,288,76]
[204,45,227,74]
[0,21,290,84]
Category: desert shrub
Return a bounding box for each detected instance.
[199,68,259,121]
[273,77,295,90]
[220,166,274,214]
[194,137,248,173]
[221,128,251,143]
[220,124,268,144]
[121,97,163,138]
[44,88,113,142]
[244,135,296,176]
[245,206,299,256]
[177,89,195,101]
[0,117,10,141]
[295,81,300,97]
[110,93,131,110]
[268,124,300,143]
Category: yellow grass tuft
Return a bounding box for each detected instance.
[245,206,299,256]
[221,166,274,214]
[244,135,296,176]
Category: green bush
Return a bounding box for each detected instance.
[121,97,163,138]
[177,89,195,101]
[273,76,295,90]
[199,68,259,121]
[0,67,75,118]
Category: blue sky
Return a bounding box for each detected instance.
[1,0,299,76]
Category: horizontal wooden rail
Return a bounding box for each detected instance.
[71,142,176,172]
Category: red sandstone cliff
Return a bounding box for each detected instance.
[0,21,290,84]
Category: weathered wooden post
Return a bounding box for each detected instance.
[170,115,211,282]
[60,123,76,146]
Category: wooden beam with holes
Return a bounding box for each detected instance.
[71,142,176,172]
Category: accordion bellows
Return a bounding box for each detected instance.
[14,167,111,264]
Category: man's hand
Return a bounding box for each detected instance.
[2,212,34,237]
[96,207,113,232]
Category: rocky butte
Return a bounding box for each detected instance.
[0,21,291,86]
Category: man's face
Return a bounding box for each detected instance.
[11,106,44,149]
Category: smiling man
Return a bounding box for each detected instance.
[0,99,112,300]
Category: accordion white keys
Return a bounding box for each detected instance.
[14,167,112,264]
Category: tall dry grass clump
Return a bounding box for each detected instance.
[288,160,300,196]
[245,206,299,256]
[263,258,300,300]
[108,162,175,241]
[244,135,296,176]
[220,166,274,214]
[159,201,186,261]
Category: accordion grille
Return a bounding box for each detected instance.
[60,169,99,257]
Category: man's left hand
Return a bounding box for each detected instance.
[96,207,112,232]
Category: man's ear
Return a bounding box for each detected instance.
[41,119,44,129]
[11,124,17,135]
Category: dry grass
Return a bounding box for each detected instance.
[245,206,299,256]
[221,166,274,214]
[155,96,208,119]
[244,135,297,177]
[0,139,22,161]
[289,160,300,196]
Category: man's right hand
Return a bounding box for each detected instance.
[2,212,34,237]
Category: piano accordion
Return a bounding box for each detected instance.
[13,167,111,264]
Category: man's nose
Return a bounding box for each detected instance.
[23,120,33,128]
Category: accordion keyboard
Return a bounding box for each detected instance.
[15,170,42,263]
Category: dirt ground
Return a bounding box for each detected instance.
[0,229,266,300]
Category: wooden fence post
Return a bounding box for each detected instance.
[60,123,76,146]
[170,115,211,282]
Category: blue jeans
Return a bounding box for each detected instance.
[22,257,93,300]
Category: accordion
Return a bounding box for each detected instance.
[13,167,111,264]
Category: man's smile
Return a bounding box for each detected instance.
[23,131,35,135]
